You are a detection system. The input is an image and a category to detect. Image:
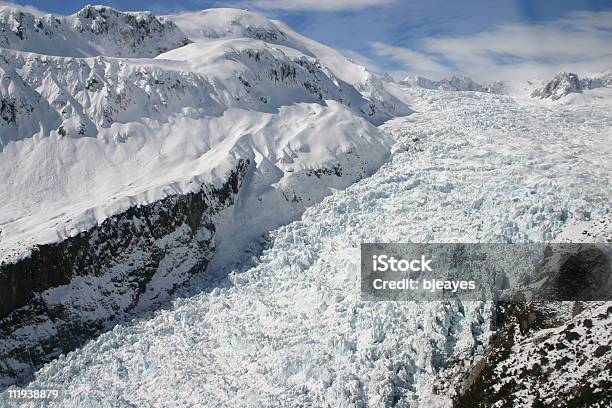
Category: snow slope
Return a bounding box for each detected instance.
[169,8,412,122]
[0,6,401,265]
[0,4,190,57]
[0,5,403,386]
[11,85,611,407]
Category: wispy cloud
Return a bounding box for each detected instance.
[371,42,451,79]
[372,10,612,82]
[340,48,383,73]
[250,0,395,12]
[0,1,45,15]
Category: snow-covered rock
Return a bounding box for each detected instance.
[400,74,504,94]
[451,213,612,407]
[399,74,437,89]
[580,71,612,91]
[0,5,399,387]
[169,8,412,122]
[7,84,611,407]
[0,4,190,57]
[381,72,395,82]
[0,37,385,142]
[0,63,60,145]
[532,71,612,101]
[455,300,611,407]
[434,76,483,92]
[531,72,583,100]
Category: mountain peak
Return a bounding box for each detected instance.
[531,72,582,100]
[0,4,190,58]
[400,74,504,93]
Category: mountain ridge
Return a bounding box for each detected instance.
[0,4,400,387]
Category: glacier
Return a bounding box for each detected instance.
[0,4,611,407]
[5,83,611,406]
[0,5,407,388]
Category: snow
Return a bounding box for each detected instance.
[0,101,388,264]
[9,84,611,407]
[0,6,402,264]
[1,4,611,405]
[168,8,411,119]
[0,4,190,58]
[492,302,611,406]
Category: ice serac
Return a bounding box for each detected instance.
[0,5,397,387]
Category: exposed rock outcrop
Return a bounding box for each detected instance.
[531,71,612,100]
[0,159,248,388]
[0,4,191,57]
[531,72,583,100]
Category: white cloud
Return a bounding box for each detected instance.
[0,1,45,15]
[371,42,451,79]
[340,49,383,73]
[372,10,612,82]
[250,0,395,11]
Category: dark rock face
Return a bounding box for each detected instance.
[243,24,286,42]
[454,300,612,407]
[0,97,17,125]
[0,159,249,388]
[552,247,611,301]
[531,72,582,100]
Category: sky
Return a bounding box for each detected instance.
[3,0,612,82]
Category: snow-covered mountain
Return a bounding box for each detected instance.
[398,71,612,102]
[170,8,411,122]
[531,71,612,100]
[399,74,504,94]
[531,72,583,100]
[5,79,610,408]
[0,4,190,57]
[0,5,405,387]
[0,5,408,256]
[1,4,610,406]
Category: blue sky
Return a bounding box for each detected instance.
[5,0,612,81]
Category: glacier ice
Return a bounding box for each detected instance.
[8,84,612,407]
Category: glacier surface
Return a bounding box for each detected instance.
[8,84,611,407]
